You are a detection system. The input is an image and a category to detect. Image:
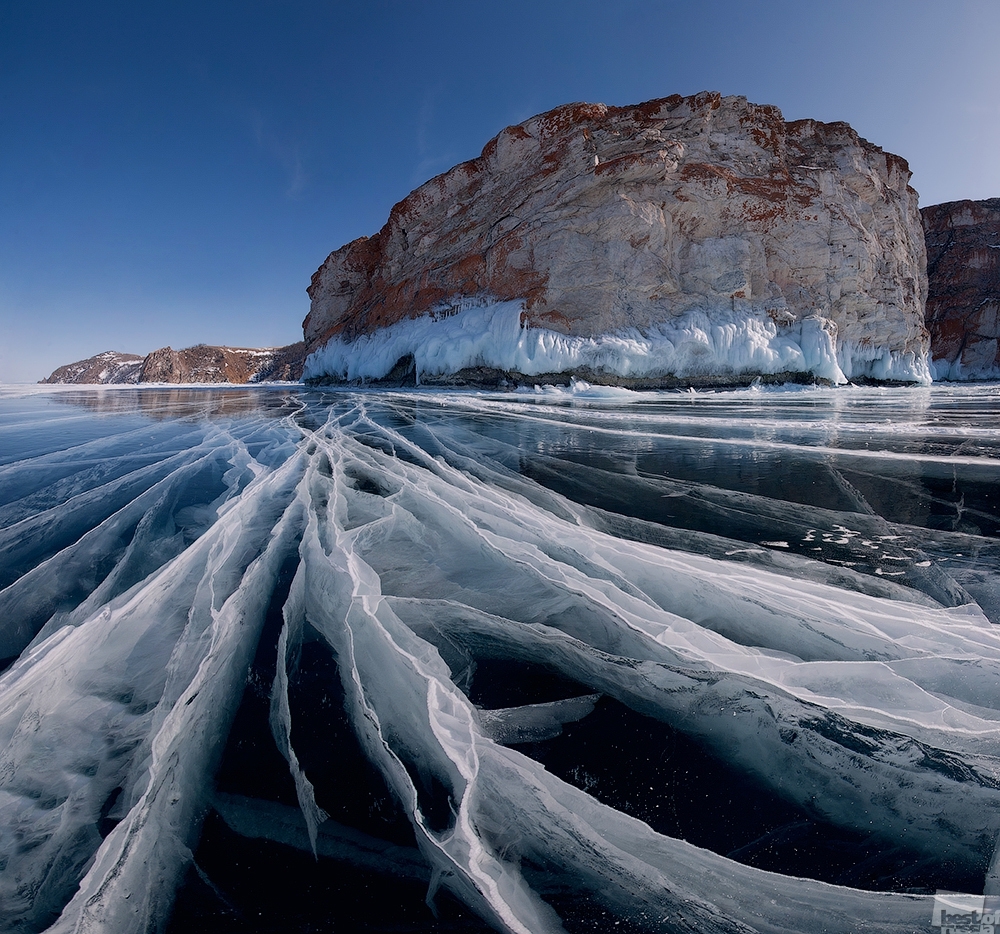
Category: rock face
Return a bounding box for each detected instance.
[40,343,307,385]
[922,198,1000,380]
[40,351,146,385]
[305,91,930,386]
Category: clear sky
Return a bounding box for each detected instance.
[2,0,998,383]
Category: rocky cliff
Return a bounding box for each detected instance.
[305,91,931,387]
[40,343,307,384]
[40,351,146,385]
[922,198,1000,380]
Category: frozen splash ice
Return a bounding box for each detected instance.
[302,300,936,386]
[1,384,1000,932]
[303,300,865,385]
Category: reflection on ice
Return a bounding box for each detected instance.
[2,383,1000,932]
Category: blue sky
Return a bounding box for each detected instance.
[2,0,998,383]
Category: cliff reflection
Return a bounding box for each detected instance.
[53,386,305,420]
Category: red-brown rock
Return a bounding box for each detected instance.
[40,343,307,384]
[922,198,1000,379]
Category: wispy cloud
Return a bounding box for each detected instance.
[411,85,458,184]
[249,108,308,199]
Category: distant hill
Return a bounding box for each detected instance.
[40,343,307,384]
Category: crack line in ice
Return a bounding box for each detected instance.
[269,559,329,856]
[298,428,561,934]
[4,389,1000,932]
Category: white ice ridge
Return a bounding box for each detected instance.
[4,389,1000,932]
[303,299,862,384]
[837,337,934,384]
[304,299,936,386]
[931,356,1000,382]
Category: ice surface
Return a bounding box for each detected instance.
[1,383,1000,932]
[478,694,601,745]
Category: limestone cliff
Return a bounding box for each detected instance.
[305,91,930,386]
[40,343,307,384]
[922,198,1000,380]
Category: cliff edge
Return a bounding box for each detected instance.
[304,91,930,387]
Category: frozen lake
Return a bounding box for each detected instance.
[2,382,1000,933]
